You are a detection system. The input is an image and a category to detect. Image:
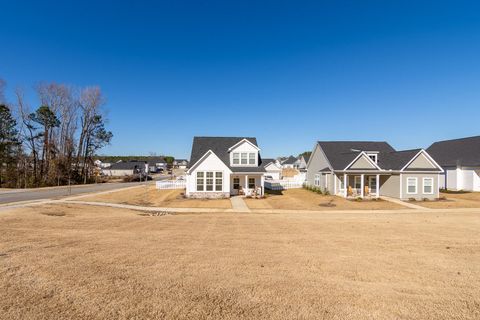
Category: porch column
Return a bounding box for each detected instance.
[261,174,265,196]
[344,174,348,198]
[360,174,365,198]
[245,175,248,193]
[376,174,380,198]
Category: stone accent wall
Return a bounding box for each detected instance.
[188,192,231,199]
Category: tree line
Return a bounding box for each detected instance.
[0,78,112,188]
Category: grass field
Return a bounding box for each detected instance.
[417,191,480,209]
[81,186,232,209]
[245,188,405,210]
[1,204,479,319]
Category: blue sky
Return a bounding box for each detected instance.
[1,1,480,158]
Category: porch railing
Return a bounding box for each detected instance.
[265,180,304,190]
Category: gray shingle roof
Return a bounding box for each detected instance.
[261,158,276,168]
[109,161,146,170]
[427,136,480,167]
[282,155,297,165]
[188,137,266,173]
[318,141,395,170]
[317,141,439,171]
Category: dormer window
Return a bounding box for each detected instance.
[367,153,378,163]
[231,152,257,166]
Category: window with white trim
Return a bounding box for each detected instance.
[231,152,257,166]
[354,176,361,189]
[233,177,240,189]
[339,175,345,190]
[248,178,255,189]
[196,171,223,192]
[423,178,433,194]
[233,153,240,165]
[196,172,204,191]
[248,153,255,165]
[314,174,320,186]
[367,154,378,163]
[407,177,417,194]
[215,172,223,191]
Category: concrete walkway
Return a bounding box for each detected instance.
[380,196,430,210]
[229,196,251,213]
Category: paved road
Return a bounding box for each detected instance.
[0,177,169,204]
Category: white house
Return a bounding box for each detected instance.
[427,136,480,191]
[185,137,266,198]
[262,158,282,180]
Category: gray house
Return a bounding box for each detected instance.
[306,141,443,200]
[427,136,480,191]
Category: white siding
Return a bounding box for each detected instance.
[186,152,231,196]
[229,141,259,167]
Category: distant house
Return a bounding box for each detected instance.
[94,159,112,169]
[427,136,480,191]
[173,159,189,169]
[281,155,298,169]
[262,158,282,180]
[186,137,266,198]
[147,157,167,173]
[103,161,147,176]
[293,154,310,170]
[306,141,443,200]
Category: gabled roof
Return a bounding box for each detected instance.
[188,137,266,172]
[317,141,395,170]
[148,157,166,165]
[427,136,480,167]
[303,154,311,164]
[316,141,440,171]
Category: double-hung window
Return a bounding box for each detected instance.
[196,172,204,191]
[407,177,417,194]
[314,174,320,186]
[233,153,240,165]
[423,178,433,194]
[206,172,214,191]
[241,153,248,165]
[215,172,223,191]
[248,153,255,165]
[233,177,240,190]
[248,178,255,189]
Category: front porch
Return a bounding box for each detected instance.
[338,173,380,199]
[230,173,264,197]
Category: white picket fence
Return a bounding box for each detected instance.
[156,180,186,190]
[265,180,304,190]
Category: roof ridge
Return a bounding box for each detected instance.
[431,135,480,144]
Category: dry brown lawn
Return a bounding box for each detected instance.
[1,204,479,319]
[245,188,405,210]
[81,186,232,209]
[418,192,480,209]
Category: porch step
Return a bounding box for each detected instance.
[230,196,251,213]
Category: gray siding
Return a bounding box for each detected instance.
[405,153,436,169]
[306,144,330,185]
[379,174,400,198]
[349,155,376,169]
[401,173,439,200]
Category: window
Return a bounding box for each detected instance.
[407,177,417,194]
[248,153,255,165]
[232,152,257,165]
[196,172,204,191]
[248,178,255,189]
[215,172,223,191]
[233,153,240,165]
[206,172,214,191]
[233,177,240,189]
[367,154,378,163]
[354,176,361,189]
[339,175,345,189]
[314,174,320,186]
[423,178,433,194]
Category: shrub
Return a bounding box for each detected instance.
[437,196,447,201]
[422,198,429,202]
[355,197,362,201]
[323,188,330,195]
[408,197,416,202]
